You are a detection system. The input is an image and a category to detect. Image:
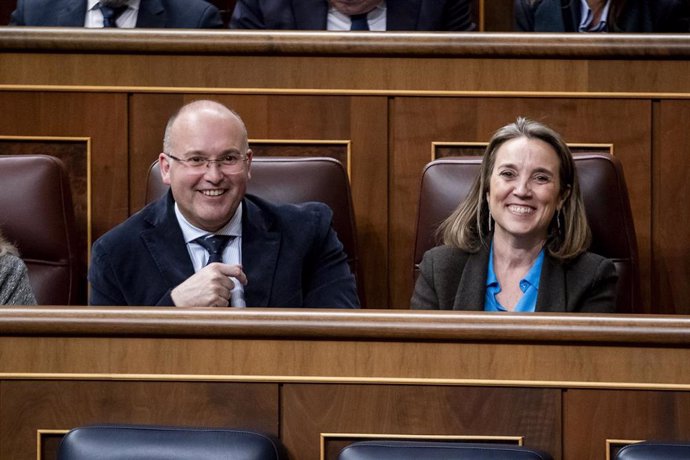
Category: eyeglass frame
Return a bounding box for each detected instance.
[163,151,250,170]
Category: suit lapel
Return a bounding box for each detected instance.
[454,246,489,311]
[242,197,281,307]
[536,255,566,312]
[140,193,195,288]
[387,0,421,30]
[294,0,329,29]
[136,0,166,28]
[58,0,88,26]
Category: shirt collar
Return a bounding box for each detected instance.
[486,244,545,291]
[87,0,141,12]
[328,2,387,21]
[579,0,611,32]
[174,201,243,245]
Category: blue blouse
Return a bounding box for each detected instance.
[485,245,545,312]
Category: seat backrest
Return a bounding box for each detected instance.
[414,153,640,312]
[338,441,552,460]
[0,155,83,305]
[615,441,690,460]
[146,156,364,306]
[57,425,285,460]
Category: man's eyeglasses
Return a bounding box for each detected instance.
[164,152,248,170]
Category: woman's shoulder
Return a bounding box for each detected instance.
[561,251,615,274]
[0,252,28,274]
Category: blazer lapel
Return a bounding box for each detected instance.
[536,255,567,312]
[387,0,421,30]
[140,193,195,288]
[242,197,281,307]
[57,0,88,26]
[294,0,329,29]
[136,0,166,28]
[454,246,489,311]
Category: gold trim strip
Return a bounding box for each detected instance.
[250,139,352,178]
[5,373,690,391]
[606,439,644,460]
[2,85,690,99]
[431,142,614,161]
[37,429,70,460]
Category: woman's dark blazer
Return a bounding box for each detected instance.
[514,0,690,32]
[411,244,618,312]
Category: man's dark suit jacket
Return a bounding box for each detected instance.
[411,244,618,312]
[230,0,475,31]
[88,192,360,308]
[10,0,223,28]
[515,0,690,32]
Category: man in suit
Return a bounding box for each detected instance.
[88,100,360,308]
[230,0,476,31]
[514,0,689,33]
[10,0,223,28]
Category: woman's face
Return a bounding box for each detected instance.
[487,137,566,248]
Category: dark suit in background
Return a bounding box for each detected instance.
[89,192,360,308]
[411,245,618,312]
[515,0,690,32]
[10,0,223,28]
[230,0,476,31]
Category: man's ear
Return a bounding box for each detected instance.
[159,153,172,185]
[246,149,253,180]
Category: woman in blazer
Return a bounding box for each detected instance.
[411,118,618,312]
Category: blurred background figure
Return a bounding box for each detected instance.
[515,0,690,33]
[0,230,36,305]
[10,0,223,28]
[230,0,476,31]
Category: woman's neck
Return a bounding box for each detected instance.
[492,232,545,271]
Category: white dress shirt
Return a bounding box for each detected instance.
[327,2,387,31]
[174,202,245,307]
[85,0,141,28]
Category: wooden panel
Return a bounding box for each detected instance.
[0,92,128,242]
[390,97,651,309]
[129,93,388,308]
[0,380,279,460]
[654,101,690,314]
[2,310,690,458]
[282,384,561,460]
[564,390,690,460]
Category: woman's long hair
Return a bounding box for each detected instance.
[437,117,591,261]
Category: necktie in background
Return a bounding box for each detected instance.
[193,235,245,307]
[350,13,369,31]
[100,4,128,27]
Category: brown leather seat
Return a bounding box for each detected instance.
[414,153,640,312]
[0,155,83,305]
[146,157,364,306]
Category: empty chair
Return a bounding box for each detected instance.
[146,156,364,306]
[615,441,690,460]
[0,155,83,305]
[413,153,639,312]
[57,424,286,460]
[338,440,552,460]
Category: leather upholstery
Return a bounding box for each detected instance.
[338,441,553,460]
[615,441,690,459]
[414,153,640,312]
[57,425,285,460]
[146,156,364,306]
[0,155,83,305]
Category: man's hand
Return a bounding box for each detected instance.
[171,263,247,307]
